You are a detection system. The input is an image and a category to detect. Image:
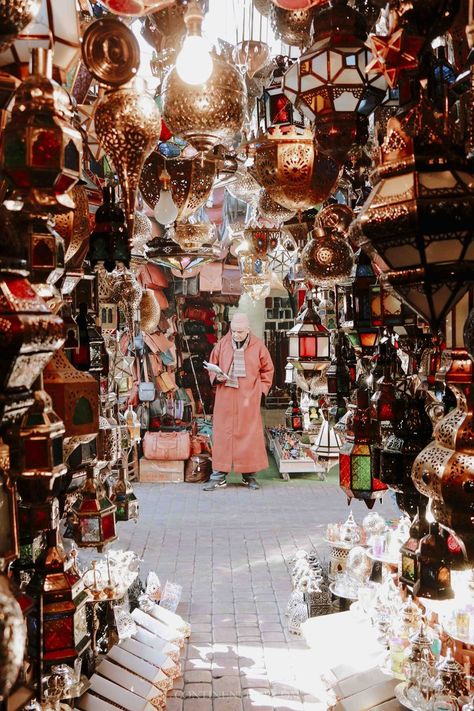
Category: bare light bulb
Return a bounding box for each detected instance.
[175,1,213,86]
[153,169,178,225]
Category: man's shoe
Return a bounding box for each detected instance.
[242,476,260,490]
[202,479,227,491]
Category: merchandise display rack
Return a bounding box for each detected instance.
[266,427,326,481]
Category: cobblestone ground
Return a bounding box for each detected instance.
[114,477,397,711]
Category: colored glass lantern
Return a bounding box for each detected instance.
[257,55,305,133]
[287,297,330,370]
[1,48,82,212]
[23,214,65,287]
[88,186,129,272]
[326,332,351,398]
[43,349,99,440]
[15,389,66,503]
[282,0,387,158]
[413,523,454,600]
[339,388,387,508]
[70,303,104,378]
[71,466,117,552]
[0,437,19,567]
[26,526,89,671]
[110,459,139,522]
[399,503,429,589]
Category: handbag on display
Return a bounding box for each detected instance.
[199,262,223,293]
[143,430,191,461]
[184,306,216,324]
[221,265,242,296]
[184,454,212,483]
[174,275,199,296]
[183,320,208,336]
[156,371,176,393]
[138,354,156,402]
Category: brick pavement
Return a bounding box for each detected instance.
[112,477,397,711]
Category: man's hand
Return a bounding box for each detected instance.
[216,374,227,383]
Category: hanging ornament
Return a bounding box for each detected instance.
[257,190,296,225]
[233,40,271,79]
[301,225,354,287]
[54,184,90,271]
[70,466,117,551]
[131,210,153,258]
[267,230,299,280]
[282,0,387,159]
[351,102,474,334]
[0,0,41,53]
[173,222,216,252]
[161,53,246,153]
[365,29,424,89]
[140,152,216,221]
[94,78,161,250]
[226,169,261,207]
[81,17,140,88]
[109,268,143,337]
[250,126,340,211]
[153,169,179,226]
[269,4,314,47]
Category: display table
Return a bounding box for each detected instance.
[301,611,404,710]
[266,427,326,480]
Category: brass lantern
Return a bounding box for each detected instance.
[0,0,41,53]
[256,55,305,134]
[71,466,117,552]
[161,53,246,153]
[250,125,340,211]
[22,213,65,287]
[15,389,66,503]
[26,526,89,671]
[43,349,99,439]
[173,222,216,252]
[351,104,474,334]
[269,3,314,47]
[282,0,387,158]
[287,297,330,370]
[111,458,139,522]
[1,48,82,211]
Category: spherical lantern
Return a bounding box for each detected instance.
[173,222,216,252]
[301,226,354,287]
[269,3,314,47]
[161,54,246,153]
[0,0,41,53]
[257,189,296,224]
[282,0,387,159]
[250,125,340,211]
[94,80,161,249]
[351,105,474,334]
[226,169,261,207]
[140,152,216,221]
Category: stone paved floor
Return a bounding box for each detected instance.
[113,476,397,711]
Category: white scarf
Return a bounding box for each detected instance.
[225,335,249,388]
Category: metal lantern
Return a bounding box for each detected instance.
[161,54,246,153]
[339,388,388,508]
[301,226,354,288]
[26,526,89,673]
[250,125,340,211]
[256,55,305,133]
[71,466,117,552]
[0,0,80,79]
[0,438,18,567]
[413,523,454,600]
[237,239,272,301]
[287,298,330,370]
[1,48,82,211]
[22,214,65,287]
[140,152,216,221]
[269,3,314,47]
[43,349,99,439]
[282,0,387,158]
[0,0,41,53]
[399,503,428,589]
[110,458,139,522]
[173,222,216,252]
[15,389,66,503]
[351,105,474,334]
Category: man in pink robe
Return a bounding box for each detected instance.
[203,313,274,491]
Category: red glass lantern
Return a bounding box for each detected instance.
[26,526,89,672]
[257,55,305,133]
[71,466,117,552]
[287,297,330,370]
[339,388,387,508]
[282,0,387,158]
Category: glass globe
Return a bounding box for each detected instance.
[301,226,354,287]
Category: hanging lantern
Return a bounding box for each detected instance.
[312,415,341,459]
[0,439,18,566]
[413,523,455,600]
[351,104,474,334]
[287,297,330,369]
[226,168,261,207]
[339,388,388,508]
[399,502,429,589]
[147,231,214,274]
[26,526,89,670]
[301,225,354,287]
[0,0,81,79]
[43,349,99,440]
[172,222,216,252]
[70,466,117,551]
[237,240,272,301]
[0,0,41,53]
[54,184,91,271]
[94,78,162,249]
[109,268,143,338]
[140,152,216,221]
[337,248,379,353]
[1,48,82,211]
[132,211,153,258]
[412,349,474,562]
[110,459,139,522]
[70,303,104,378]
[257,190,296,225]
[256,55,305,134]
[161,53,246,153]
[250,125,340,211]
[269,3,314,47]
[233,40,271,79]
[326,332,351,398]
[267,230,299,281]
[88,186,129,272]
[21,214,65,287]
[282,0,387,159]
[139,287,161,335]
[14,389,66,503]
[0,574,26,699]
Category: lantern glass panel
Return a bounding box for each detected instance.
[73,397,94,426]
[299,335,317,359]
[81,518,100,544]
[288,336,300,359]
[74,605,88,647]
[101,513,115,541]
[351,444,371,490]
[52,436,63,466]
[25,438,49,468]
[339,451,351,488]
[359,331,378,349]
[44,612,73,653]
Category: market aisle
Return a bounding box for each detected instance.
[115,478,397,711]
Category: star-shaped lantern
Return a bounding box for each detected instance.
[366,30,424,89]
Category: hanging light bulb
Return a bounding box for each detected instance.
[153,168,178,225]
[175,0,213,86]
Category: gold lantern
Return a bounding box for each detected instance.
[54,184,90,271]
[70,466,117,551]
[140,152,216,221]
[140,288,161,335]
[257,189,296,224]
[94,79,161,248]
[0,0,41,53]
[250,125,340,211]
[132,211,153,258]
[226,168,261,207]
[43,349,99,440]
[173,222,216,252]
[161,54,246,153]
[1,48,82,211]
[269,3,314,47]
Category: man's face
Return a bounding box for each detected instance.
[232,328,249,341]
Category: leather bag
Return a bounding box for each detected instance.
[183,320,208,336]
[143,430,191,461]
[184,454,212,483]
[138,353,156,402]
